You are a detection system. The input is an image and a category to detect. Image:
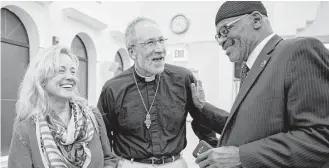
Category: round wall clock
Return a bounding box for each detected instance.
[170,14,189,34]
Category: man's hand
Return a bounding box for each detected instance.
[195,146,242,168]
[191,80,206,110]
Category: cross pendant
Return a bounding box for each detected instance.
[144,113,151,129]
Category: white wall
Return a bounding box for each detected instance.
[140,1,222,43]
[103,1,143,32]
[1,1,112,105]
[263,1,320,36]
[165,41,233,110]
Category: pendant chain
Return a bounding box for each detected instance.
[132,71,161,129]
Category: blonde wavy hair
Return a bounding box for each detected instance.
[14,45,87,127]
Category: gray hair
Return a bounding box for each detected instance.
[124,17,158,51]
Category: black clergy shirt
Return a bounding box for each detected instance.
[97,64,217,159]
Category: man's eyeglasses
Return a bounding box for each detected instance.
[131,38,168,48]
[215,14,248,42]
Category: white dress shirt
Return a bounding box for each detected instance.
[246,33,276,69]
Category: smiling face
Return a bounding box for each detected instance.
[216,15,256,63]
[131,20,166,76]
[44,54,78,102]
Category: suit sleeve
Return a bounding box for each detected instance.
[8,124,33,168]
[239,38,329,167]
[97,84,116,151]
[199,102,229,134]
[186,73,219,147]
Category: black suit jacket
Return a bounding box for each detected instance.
[200,35,329,167]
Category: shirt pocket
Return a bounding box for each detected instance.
[118,102,145,133]
[159,102,186,133]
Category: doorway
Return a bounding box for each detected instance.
[1,8,29,156]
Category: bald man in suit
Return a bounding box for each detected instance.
[192,1,329,168]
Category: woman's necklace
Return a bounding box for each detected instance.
[132,71,161,129]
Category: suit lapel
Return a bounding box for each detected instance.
[218,35,283,145]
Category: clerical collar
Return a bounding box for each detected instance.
[134,67,156,82]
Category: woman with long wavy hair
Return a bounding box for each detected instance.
[8,45,118,168]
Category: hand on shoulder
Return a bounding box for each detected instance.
[191,80,206,110]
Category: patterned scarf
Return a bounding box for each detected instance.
[36,101,96,168]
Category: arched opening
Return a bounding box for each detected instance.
[3,5,40,60]
[1,8,29,156]
[71,35,88,99]
[114,51,124,76]
[114,48,130,76]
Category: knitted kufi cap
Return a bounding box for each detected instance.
[215,1,267,25]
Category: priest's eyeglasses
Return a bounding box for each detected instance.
[132,38,168,48]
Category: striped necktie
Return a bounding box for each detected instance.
[240,62,250,88]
